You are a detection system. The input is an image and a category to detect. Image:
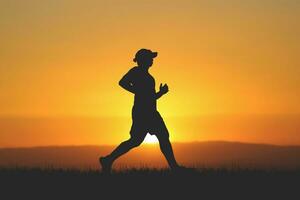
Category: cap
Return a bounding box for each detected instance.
[133,49,158,62]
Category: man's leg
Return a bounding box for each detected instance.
[100,134,145,172]
[153,112,180,169]
[156,133,179,169]
[107,136,144,161]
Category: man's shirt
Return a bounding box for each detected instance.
[122,67,157,112]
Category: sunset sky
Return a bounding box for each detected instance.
[0,0,299,147]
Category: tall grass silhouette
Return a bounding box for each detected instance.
[1,167,299,199]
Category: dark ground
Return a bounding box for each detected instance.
[1,168,299,199]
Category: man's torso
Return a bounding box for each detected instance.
[129,67,157,112]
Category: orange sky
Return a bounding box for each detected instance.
[0,0,299,147]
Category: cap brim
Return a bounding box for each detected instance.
[151,52,158,58]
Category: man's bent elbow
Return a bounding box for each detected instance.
[119,80,129,91]
[119,80,125,87]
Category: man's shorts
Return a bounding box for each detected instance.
[130,109,169,139]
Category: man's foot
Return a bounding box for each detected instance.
[171,165,195,173]
[99,156,112,174]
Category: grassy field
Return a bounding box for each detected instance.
[1,167,299,199]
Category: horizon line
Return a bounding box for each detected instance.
[1,140,300,149]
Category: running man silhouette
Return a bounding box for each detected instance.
[100,49,182,173]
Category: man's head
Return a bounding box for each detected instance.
[133,49,157,68]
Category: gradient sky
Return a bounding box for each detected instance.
[0,0,299,146]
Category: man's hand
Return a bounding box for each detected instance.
[159,83,169,95]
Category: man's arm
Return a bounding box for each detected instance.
[119,69,136,94]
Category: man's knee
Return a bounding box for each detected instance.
[157,132,170,143]
[128,137,143,147]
